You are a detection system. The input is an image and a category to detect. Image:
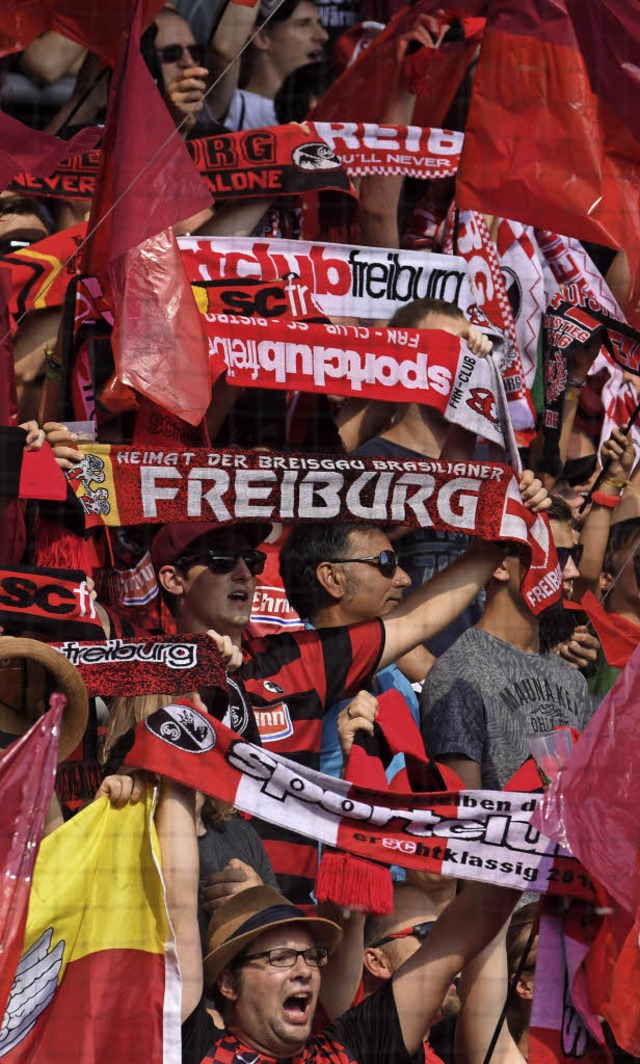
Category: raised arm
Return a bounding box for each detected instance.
[206,2,261,122]
[392,882,520,1055]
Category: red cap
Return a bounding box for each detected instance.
[150,521,272,570]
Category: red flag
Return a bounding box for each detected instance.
[534,644,640,916]
[82,0,211,427]
[0,112,99,193]
[601,859,640,1055]
[0,700,63,1019]
[457,0,640,327]
[0,268,18,426]
[310,3,483,126]
[565,592,640,669]
[0,0,165,63]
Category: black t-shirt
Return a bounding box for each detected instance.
[183,981,414,1064]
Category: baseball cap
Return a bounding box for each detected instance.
[150,521,272,571]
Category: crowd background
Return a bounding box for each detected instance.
[1,2,639,1063]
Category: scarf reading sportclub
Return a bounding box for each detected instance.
[7,124,462,203]
[541,285,640,474]
[0,565,104,641]
[203,314,517,460]
[119,700,595,901]
[51,633,228,699]
[65,444,561,615]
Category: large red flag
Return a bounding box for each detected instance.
[0,113,99,193]
[0,700,62,1020]
[0,0,164,63]
[82,0,212,427]
[565,592,640,669]
[457,0,640,326]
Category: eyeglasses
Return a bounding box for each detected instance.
[156,42,207,65]
[241,947,329,968]
[180,549,267,576]
[556,544,583,571]
[329,550,399,579]
[370,920,436,949]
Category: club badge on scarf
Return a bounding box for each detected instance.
[541,285,640,472]
[0,565,103,640]
[117,701,596,900]
[65,444,560,614]
[52,633,229,699]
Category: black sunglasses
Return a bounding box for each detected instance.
[156,42,207,65]
[371,920,436,949]
[329,549,399,579]
[180,548,266,576]
[556,544,583,570]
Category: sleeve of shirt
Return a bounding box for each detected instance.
[324,981,415,1064]
[420,678,486,764]
[317,619,385,708]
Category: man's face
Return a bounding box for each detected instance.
[334,528,411,622]
[163,530,257,636]
[0,194,48,254]
[224,925,321,1057]
[549,519,581,598]
[154,11,204,90]
[265,1,328,79]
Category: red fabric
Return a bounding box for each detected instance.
[0,704,62,1019]
[457,0,640,327]
[0,111,99,193]
[247,532,304,639]
[600,858,640,1055]
[0,947,166,1062]
[0,0,165,63]
[18,443,67,502]
[565,592,640,668]
[2,223,86,322]
[0,268,18,426]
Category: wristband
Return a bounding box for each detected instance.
[567,377,586,388]
[564,389,582,403]
[602,476,630,490]
[591,491,622,509]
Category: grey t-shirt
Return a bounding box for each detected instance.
[420,628,592,789]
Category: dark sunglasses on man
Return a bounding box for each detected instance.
[156,42,207,65]
[370,920,436,950]
[179,548,267,576]
[556,544,583,570]
[329,549,399,579]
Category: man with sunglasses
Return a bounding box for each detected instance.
[153,8,210,135]
[421,497,593,792]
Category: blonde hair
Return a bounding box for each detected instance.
[101,692,177,764]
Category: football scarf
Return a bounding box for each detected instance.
[1,223,86,322]
[7,125,463,204]
[119,700,596,900]
[443,207,536,431]
[65,444,561,615]
[0,566,103,640]
[541,285,640,473]
[204,314,516,457]
[180,234,477,325]
[52,633,228,699]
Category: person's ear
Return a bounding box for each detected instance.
[315,561,348,602]
[515,970,535,1001]
[491,556,513,583]
[363,947,393,982]
[599,569,613,594]
[218,968,240,1003]
[158,564,186,601]
[253,25,272,53]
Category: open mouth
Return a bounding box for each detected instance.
[229,590,249,603]
[282,993,311,1025]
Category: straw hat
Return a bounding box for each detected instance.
[203,885,342,988]
[0,637,88,761]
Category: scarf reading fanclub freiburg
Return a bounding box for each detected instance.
[65,445,561,615]
[118,700,595,902]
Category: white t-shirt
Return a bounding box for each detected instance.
[224,88,277,131]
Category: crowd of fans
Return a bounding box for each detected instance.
[1,3,639,1063]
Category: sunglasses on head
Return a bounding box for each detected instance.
[329,549,399,579]
[371,920,436,949]
[556,544,583,570]
[156,42,207,64]
[180,548,266,576]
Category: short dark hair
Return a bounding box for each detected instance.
[547,494,575,525]
[279,522,363,619]
[603,517,640,576]
[387,298,465,330]
[210,956,244,1016]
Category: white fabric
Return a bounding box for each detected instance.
[224,89,277,132]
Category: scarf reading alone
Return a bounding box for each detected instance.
[119,701,595,901]
[66,444,561,615]
[7,124,462,203]
[541,285,640,474]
